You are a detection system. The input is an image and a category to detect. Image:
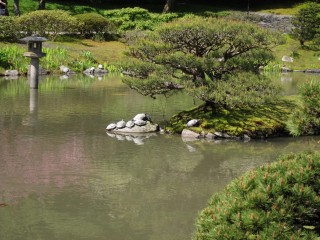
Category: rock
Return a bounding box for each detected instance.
[113,121,159,133]
[181,129,200,139]
[214,132,232,139]
[205,133,215,139]
[282,56,294,63]
[4,70,19,76]
[106,123,117,131]
[186,119,200,127]
[281,67,293,72]
[243,134,251,141]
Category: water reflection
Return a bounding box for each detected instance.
[107,132,158,145]
[1,74,320,240]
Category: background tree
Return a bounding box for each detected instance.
[13,0,19,16]
[38,0,45,10]
[163,0,175,13]
[123,17,283,109]
[291,2,320,46]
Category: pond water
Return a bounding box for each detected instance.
[0,73,319,240]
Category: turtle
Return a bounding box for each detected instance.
[126,120,135,128]
[106,123,117,131]
[133,113,147,121]
[186,119,200,127]
[134,119,147,126]
[116,120,126,129]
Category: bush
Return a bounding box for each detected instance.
[104,7,179,33]
[194,151,320,240]
[287,80,320,136]
[75,12,116,40]
[0,16,21,42]
[16,10,79,41]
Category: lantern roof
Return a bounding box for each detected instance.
[20,35,47,43]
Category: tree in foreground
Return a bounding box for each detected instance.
[123,17,283,110]
[194,151,320,240]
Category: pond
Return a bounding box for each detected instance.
[0,73,319,240]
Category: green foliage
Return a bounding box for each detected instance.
[42,47,70,71]
[291,2,320,46]
[0,46,29,73]
[194,151,320,240]
[0,16,21,42]
[287,79,320,136]
[124,16,284,108]
[71,50,97,72]
[74,12,117,40]
[104,7,179,32]
[16,10,79,41]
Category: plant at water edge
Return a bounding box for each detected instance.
[287,79,320,136]
[194,151,320,240]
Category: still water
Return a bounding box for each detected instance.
[0,73,319,240]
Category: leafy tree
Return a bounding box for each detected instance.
[123,17,283,109]
[291,2,320,46]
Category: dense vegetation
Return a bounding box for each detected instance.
[194,151,320,239]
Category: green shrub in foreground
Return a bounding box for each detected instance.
[0,16,21,41]
[194,151,320,240]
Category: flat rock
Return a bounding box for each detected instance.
[113,121,159,133]
[181,129,200,139]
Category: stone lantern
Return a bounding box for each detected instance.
[20,35,47,89]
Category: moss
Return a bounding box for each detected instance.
[168,99,297,138]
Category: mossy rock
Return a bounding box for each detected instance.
[194,151,320,239]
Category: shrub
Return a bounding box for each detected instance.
[75,12,116,40]
[104,7,179,33]
[287,79,320,136]
[0,16,21,41]
[0,46,29,73]
[16,10,79,41]
[194,151,320,240]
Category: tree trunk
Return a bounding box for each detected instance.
[38,0,45,10]
[13,0,19,16]
[163,0,175,13]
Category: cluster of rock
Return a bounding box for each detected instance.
[181,119,251,141]
[106,113,159,133]
[59,64,109,77]
[252,13,293,34]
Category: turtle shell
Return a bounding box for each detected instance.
[134,119,147,126]
[116,120,126,129]
[133,113,147,121]
[106,123,116,131]
[126,120,135,128]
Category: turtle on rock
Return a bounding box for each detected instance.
[116,120,126,129]
[133,113,151,122]
[106,123,117,131]
[186,119,200,127]
[134,119,147,126]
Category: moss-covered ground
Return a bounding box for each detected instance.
[168,97,298,138]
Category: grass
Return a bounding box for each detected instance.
[168,98,298,138]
